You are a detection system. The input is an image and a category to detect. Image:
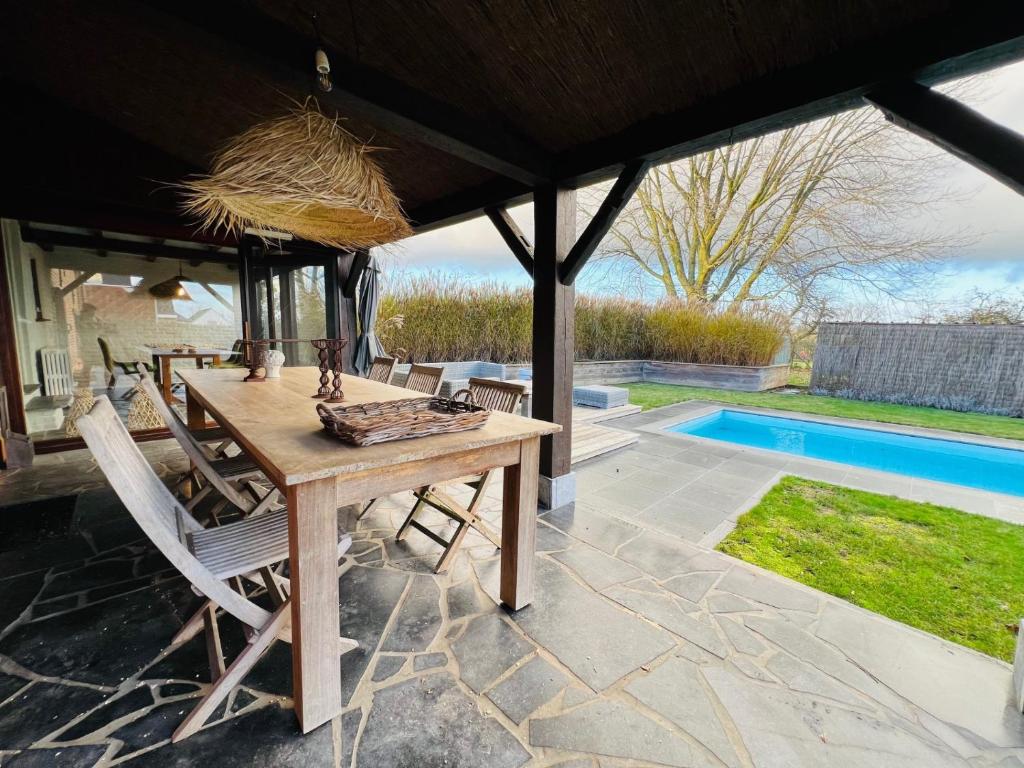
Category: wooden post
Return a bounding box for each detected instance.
[532,185,576,483]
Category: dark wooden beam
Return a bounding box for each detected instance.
[556,19,1024,186]
[532,185,576,482]
[19,226,235,264]
[865,81,1024,196]
[485,206,534,277]
[139,0,554,186]
[560,159,651,285]
[409,179,532,232]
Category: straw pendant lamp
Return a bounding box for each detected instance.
[180,99,412,249]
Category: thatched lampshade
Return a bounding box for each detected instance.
[181,102,412,249]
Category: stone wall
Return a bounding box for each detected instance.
[811,322,1024,416]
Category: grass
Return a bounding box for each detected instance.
[623,382,1024,441]
[717,476,1024,661]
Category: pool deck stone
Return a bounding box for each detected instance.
[0,418,1022,766]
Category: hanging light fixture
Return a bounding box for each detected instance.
[313,11,333,93]
[148,261,193,301]
[179,6,410,249]
[180,101,411,249]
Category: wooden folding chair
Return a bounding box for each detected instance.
[395,377,524,572]
[356,363,445,522]
[403,364,444,396]
[365,356,397,384]
[77,396,355,742]
[136,371,274,520]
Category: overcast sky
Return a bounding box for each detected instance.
[381,60,1024,312]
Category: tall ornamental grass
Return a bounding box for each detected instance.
[378,275,784,366]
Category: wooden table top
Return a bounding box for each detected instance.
[178,367,560,486]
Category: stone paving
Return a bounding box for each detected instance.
[0,423,1023,766]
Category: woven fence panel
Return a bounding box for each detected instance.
[810,323,1024,416]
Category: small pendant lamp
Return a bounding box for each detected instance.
[148,261,193,301]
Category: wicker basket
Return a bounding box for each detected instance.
[317,390,489,447]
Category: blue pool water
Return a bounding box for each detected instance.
[667,409,1024,497]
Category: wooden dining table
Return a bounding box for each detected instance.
[149,348,230,405]
[176,366,560,733]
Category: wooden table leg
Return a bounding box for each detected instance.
[160,357,173,405]
[286,477,342,733]
[501,436,539,610]
[195,356,205,370]
[211,354,222,367]
[185,385,206,431]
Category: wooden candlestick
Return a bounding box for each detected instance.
[324,339,347,403]
[311,339,331,399]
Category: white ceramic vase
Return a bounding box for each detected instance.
[264,349,286,379]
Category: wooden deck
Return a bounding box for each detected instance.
[571,404,642,424]
[571,421,638,464]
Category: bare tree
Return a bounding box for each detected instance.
[595,106,970,318]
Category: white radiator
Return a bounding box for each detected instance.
[38,348,74,396]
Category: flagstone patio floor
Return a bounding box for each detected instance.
[0,406,1022,767]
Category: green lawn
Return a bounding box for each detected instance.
[624,382,1024,442]
[717,476,1024,661]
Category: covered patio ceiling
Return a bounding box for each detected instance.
[2,0,1023,237]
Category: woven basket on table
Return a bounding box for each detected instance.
[317,391,488,447]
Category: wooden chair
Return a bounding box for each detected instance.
[395,377,525,572]
[98,337,152,397]
[356,363,446,521]
[76,396,356,742]
[365,356,397,384]
[404,364,444,396]
[136,370,269,518]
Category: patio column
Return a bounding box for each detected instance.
[532,184,576,508]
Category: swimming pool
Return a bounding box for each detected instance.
[667,409,1024,497]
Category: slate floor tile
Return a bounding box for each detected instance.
[510,559,674,691]
[541,504,642,554]
[550,545,641,591]
[451,615,533,693]
[358,673,530,768]
[529,699,708,768]
[0,683,110,749]
[485,656,566,724]
[123,704,334,767]
[380,575,441,653]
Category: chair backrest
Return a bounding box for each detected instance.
[468,377,524,414]
[76,396,270,630]
[97,337,116,374]
[135,369,254,513]
[366,356,397,384]
[405,364,444,396]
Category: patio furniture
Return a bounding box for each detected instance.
[393,360,509,397]
[366,355,398,384]
[355,363,447,520]
[211,339,247,369]
[404,364,444,396]
[396,377,526,573]
[149,347,226,406]
[137,371,264,516]
[98,337,152,396]
[572,384,629,409]
[177,366,556,732]
[75,395,356,742]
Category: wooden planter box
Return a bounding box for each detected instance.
[641,361,789,391]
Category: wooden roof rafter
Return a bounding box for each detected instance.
[138,0,555,187]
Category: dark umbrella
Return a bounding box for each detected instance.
[354,256,384,375]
